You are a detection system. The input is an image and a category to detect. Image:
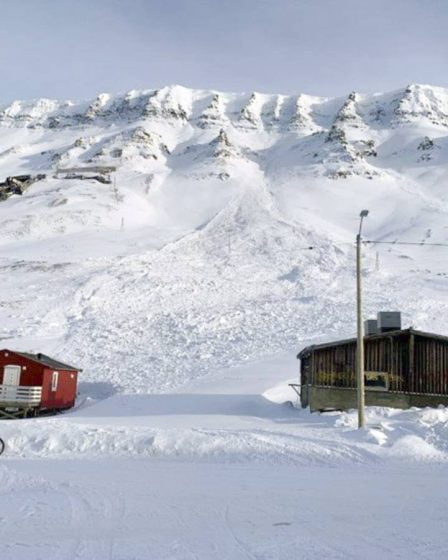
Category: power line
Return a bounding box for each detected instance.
[364,240,448,247]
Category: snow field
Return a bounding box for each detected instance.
[1,83,448,557]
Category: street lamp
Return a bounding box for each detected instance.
[356,209,369,428]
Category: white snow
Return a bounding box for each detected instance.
[2,355,448,558]
[1,83,448,557]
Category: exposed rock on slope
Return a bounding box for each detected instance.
[393,84,448,127]
[238,93,263,129]
[288,94,320,132]
[197,94,226,128]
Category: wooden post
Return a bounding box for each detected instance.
[409,333,415,393]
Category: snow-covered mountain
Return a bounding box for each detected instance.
[1,83,448,392]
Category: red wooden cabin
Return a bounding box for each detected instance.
[0,349,81,418]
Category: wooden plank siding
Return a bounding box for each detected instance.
[412,336,448,395]
[300,330,448,397]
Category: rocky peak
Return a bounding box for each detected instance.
[238,93,262,128]
[211,129,238,160]
[393,84,448,127]
[288,94,316,132]
[320,91,377,177]
[333,92,364,128]
[323,115,377,178]
[105,91,150,121]
[0,98,64,128]
[143,86,191,122]
[197,94,225,128]
[84,93,111,121]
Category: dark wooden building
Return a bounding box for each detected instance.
[297,329,448,412]
[0,349,81,419]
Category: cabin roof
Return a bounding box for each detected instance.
[297,328,448,359]
[13,351,81,372]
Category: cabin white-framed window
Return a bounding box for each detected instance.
[51,371,59,392]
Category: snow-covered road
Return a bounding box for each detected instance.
[3,459,447,560]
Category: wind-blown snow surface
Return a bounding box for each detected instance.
[2,83,448,389]
[2,84,448,558]
[2,355,448,559]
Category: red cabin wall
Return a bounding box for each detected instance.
[0,349,79,411]
[0,350,44,386]
[41,368,78,410]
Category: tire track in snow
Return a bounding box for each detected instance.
[60,481,126,559]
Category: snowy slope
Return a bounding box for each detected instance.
[1,83,448,391]
[2,84,448,558]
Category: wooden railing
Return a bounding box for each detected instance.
[0,385,42,406]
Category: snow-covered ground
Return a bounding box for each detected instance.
[5,459,448,559]
[1,83,448,557]
[2,355,448,559]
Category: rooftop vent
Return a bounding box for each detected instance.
[377,311,401,333]
[364,319,378,335]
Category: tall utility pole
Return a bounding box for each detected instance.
[356,210,369,429]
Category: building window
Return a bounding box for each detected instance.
[365,371,389,391]
[51,371,59,392]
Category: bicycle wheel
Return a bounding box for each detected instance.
[0,438,5,456]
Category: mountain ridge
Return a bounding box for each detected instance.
[1,83,448,129]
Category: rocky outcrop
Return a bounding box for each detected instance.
[211,129,239,161]
[333,92,364,128]
[0,99,64,128]
[143,87,190,121]
[84,93,111,121]
[392,84,448,127]
[288,94,316,132]
[0,174,46,201]
[92,127,169,163]
[197,94,225,128]
[319,92,378,178]
[321,127,377,179]
[238,93,262,128]
[417,136,440,161]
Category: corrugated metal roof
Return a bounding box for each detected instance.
[14,351,81,372]
[296,328,448,359]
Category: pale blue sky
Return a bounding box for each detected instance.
[1,0,447,101]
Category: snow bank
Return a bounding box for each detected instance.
[2,394,448,465]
